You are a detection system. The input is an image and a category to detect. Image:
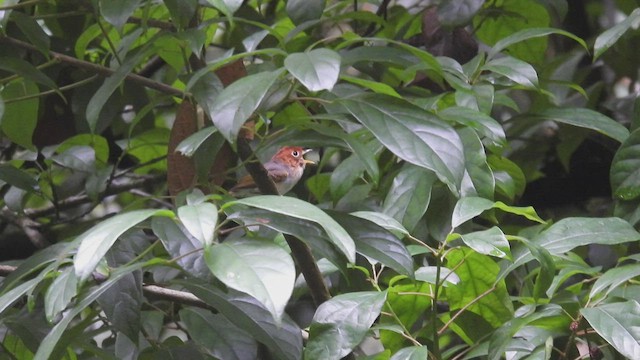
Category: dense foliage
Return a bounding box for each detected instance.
[1,0,640,359]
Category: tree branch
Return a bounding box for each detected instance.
[0,36,186,97]
[236,137,331,306]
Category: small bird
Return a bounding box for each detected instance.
[231,146,314,195]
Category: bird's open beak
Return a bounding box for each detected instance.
[303,148,315,164]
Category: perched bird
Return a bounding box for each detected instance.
[231,146,314,195]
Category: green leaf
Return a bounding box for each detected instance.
[458,128,495,199]
[10,12,50,55]
[611,128,640,200]
[438,106,506,148]
[231,195,356,263]
[180,307,257,359]
[532,217,640,255]
[51,146,96,172]
[383,164,436,232]
[151,217,210,279]
[0,57,58,92]
[446,248,513,328]
[474,0,550,64]
[177,202,218,246]
[341,94,465,192]
[457,226,511,259]
[590,263,640,301]
[581,300,640,359]
[488,27,588,60]
[532,108,629,143]
[594,8,640,60]
[86,49,149,132]
[482,56,538,88]
[379,282,431,352]
[438,0,483,27]
[305,291,387,360]
[44,267,78,322]
[340,75,402,98]
[179,280,303,360]
[0,164,38,192]
[99,0,142,30]
[229,208,346,271]
[56,134,110,164]
[74,209,172,280]
[285,49,341,92]
[1,79,39,150]
[286,0,325,25]
[163,0,197,29]
[34,261,151,360]
[452,196,544,228]
[328,211,414,277]
[210,69,284,144]
[205,238,295,322]
[0,277,41,315]
[415,266,460,287]
[390,346,429,360]
[350,211,409,238]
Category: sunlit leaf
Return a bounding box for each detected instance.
[285,49,340,92]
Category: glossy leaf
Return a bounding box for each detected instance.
[210,69,284,143]
[415,266,460,287]
[589,263,640,301]
[581,300,640,359]
[458,128,495,199]
[350,211,409,238]
[11,12,49,55]
[0,277,40,315]
[594,8,640,60]
[328,211,413,277]
[74,209,172,280]
[458,226,511,259]
[175,127,218,158]
[532,108,629,143]
[483,56,538,88]
[44,267,78,322]
[180,307,257,360]
[532,217,640,255]
[611,128,640,200]
[205,238,295,322]
[390,346,429,360]
[285,49,340,92]
[231,196,356,262]
[341,94,465,192]
[152,217,210,279]
[383,164,436,232]
[452,196,544,228]
[177,202,218,246]
[180,280,303,360]
[439,106,506,148]
[489,27,588,60]
[305,291,387,359]
[163,0,197,29]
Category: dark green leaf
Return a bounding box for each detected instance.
[341,94,465,192]
[594,8,640,60]
[163,0,197,29]
[581,301,640,359]
[151,217,210,279]
[533,108,629,143]
[328,211,414,277]
[458,128,495,199]
[11,12,50,55]
[180,307,257,360]
[285,49,341,92]
[383,164,436,232]
[439,106,506,148]
[99,0,142,29]
[305,291,387,359]
[286,0,325,24]
[438,0,483,27]
[350,211,409,238]
[204,238,295,322]
[210,69,284,143]
[611,128,640,200]
[488,27,588,60]
[231,196,356,262]
[179,280,303,360]
[0,57,58,92]
[0,164,38,192]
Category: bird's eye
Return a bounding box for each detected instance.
[292,150,299,157]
